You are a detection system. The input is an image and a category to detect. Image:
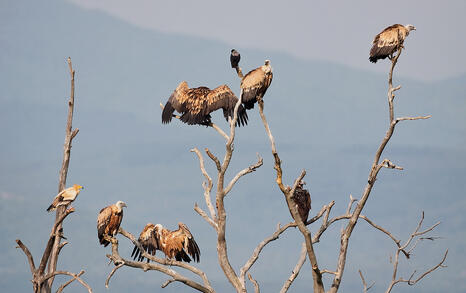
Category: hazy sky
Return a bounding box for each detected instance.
[66,0,466,81]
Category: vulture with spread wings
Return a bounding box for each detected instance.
[162,81,248,127]
[131,222,200,263]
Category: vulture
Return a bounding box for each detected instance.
[132,222,200,263]
[230,49,241,68]
[161,81,248,127]
[292,181,311,223]
[369,24,416,63]
[240,60,273,109]
[47,184,83,212]
[97,200,127,247]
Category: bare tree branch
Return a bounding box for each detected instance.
[327,47,433,293]
[56,270,85,293]
[258,98,325,293]
[240,222,295,285]
[358,270,375,293]
[45,57,80,291]
[280,242,307,293]
[40,271,91,293]
[194,203,218,230]
[224,154,263,196]
[16,239,36,274]
[386,250,448,293]
[247,273,260,293]
[105,264,124,289]
[191,148,217,222]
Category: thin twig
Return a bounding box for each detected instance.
[358,270,375,293]
[280,242,307,293]
[56,270,85,293]
[41,270,92,293]
[191,148,217,221]
[247,273,260,293]
[105,263,124,289]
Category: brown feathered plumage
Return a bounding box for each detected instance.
[47,184,83,212]
[152,222,200,263]
[240,60,273,109]
[131,223,160,262]
[162,81,248,127]
[369,24,416,63]
[97,201,127,247]
[292,181,311,223]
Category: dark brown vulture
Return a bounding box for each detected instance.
[131,223,160,262]
[240,60,273,109]
[135,222,201,263]
[47,184,83,212]
[292,181,311,223]
[230,49,241,68]
[162,81,248,127]
[370,24,416,63]
[97,200,127,247]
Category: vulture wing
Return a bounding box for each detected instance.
[241,67,273,109]
[179,222,201,263]
[293,185,311,223]
[206,85,248,127]
[162,81,190,124]
[370,24,403,63]
[97,206,113,247]
[132,223,160,262]
[46,188,69,212]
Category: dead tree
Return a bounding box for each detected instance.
[104,47,446,292]
[255,47,446,292]
[16,58,91,293]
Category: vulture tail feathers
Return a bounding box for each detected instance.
[162,101,175,124]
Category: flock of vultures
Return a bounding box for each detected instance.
[46,24,415,264]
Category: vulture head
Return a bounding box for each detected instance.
[405,24,416,32]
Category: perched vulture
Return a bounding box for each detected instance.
[369,24,416,63]
[97,201,127,247]
[240,60,273,109]
[292,181,311,223]
[131,223,159,262]
[230,49,241,68]
[162,81,248,127]
[134,222,201,263]
[47,184,83,212]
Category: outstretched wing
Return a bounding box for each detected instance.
[132,223,159,262]
[162,81,190,124]
[370,24,403,63]
[179,222,201,263]
[207,85,248,127]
